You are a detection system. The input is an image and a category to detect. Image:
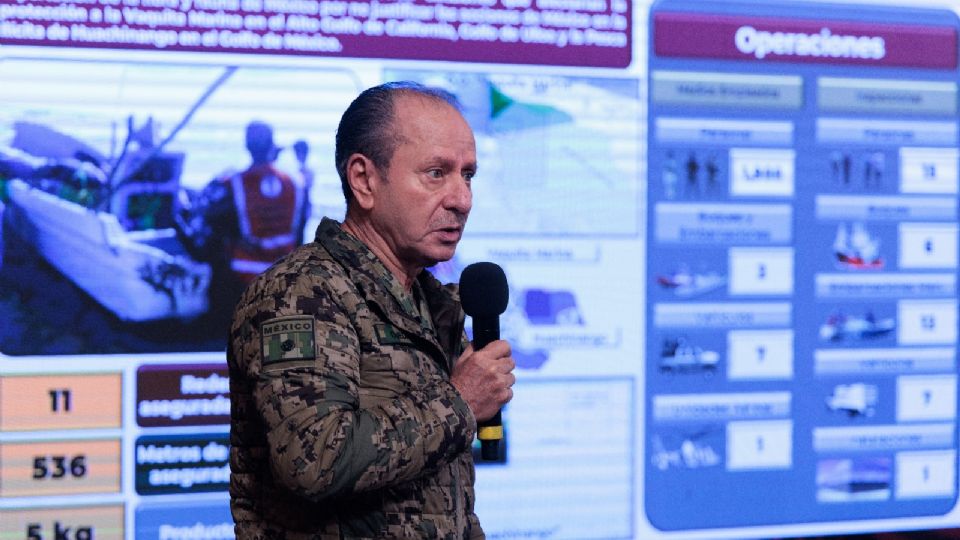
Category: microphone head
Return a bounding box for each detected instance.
[459,262,509,317]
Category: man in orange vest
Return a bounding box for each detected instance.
[182,120,305,325]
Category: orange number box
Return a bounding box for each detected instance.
[0,439,121,498]
[0,373,122,431]
[0,504,123,539]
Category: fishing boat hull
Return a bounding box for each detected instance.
[6,179,211,322]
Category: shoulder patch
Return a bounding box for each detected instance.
[261,316,316,366]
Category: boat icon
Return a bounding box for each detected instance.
[819,310,895,341]
[833,222,883,270]
[656,266,725,297]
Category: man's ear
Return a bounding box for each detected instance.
[346,154,380,210]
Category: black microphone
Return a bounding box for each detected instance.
[459,261,509,461]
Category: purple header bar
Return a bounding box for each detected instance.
[0,0,631,67]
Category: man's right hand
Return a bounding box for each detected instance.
[450,340,516,422]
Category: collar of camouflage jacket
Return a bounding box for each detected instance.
[314,218,466,367]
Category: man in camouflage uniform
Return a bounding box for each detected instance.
[228,82,516,539]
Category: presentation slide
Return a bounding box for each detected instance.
[647,0,960,533]
[0,0,958,538]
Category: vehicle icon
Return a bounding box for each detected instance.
[826,383,877,417]
[819,310,895,341]
[659,337,719,374]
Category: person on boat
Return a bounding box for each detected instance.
[211,120,304,285]
[292,139,314,246]
[181,120,305,322]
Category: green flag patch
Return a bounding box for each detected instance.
[261,316,316,366]
[374,323,407,345]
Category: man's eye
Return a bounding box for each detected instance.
[428,169,444,179]
[464,171,475,183]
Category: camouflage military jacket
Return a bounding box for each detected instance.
[228,218,483,539]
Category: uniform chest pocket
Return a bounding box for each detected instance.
[370,323,447,376]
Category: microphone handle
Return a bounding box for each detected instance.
[479,411,501,460]
[471,316,502,461]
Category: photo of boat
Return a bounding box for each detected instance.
[0,107,222,323]
[5,175,210,322]
[0,65,247,328]
[0,66,255,354]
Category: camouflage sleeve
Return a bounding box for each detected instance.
[233,266,476,502]
[468,512,485,539]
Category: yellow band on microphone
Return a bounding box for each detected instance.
[478,426,503,440]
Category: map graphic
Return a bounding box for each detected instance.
[387,71,641,236]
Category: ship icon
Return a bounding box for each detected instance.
[833,222,883,270]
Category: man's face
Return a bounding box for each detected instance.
[370,95,477,270]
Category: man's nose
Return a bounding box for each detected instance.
[445,176,472,214]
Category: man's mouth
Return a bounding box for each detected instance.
[435,226,462,242]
